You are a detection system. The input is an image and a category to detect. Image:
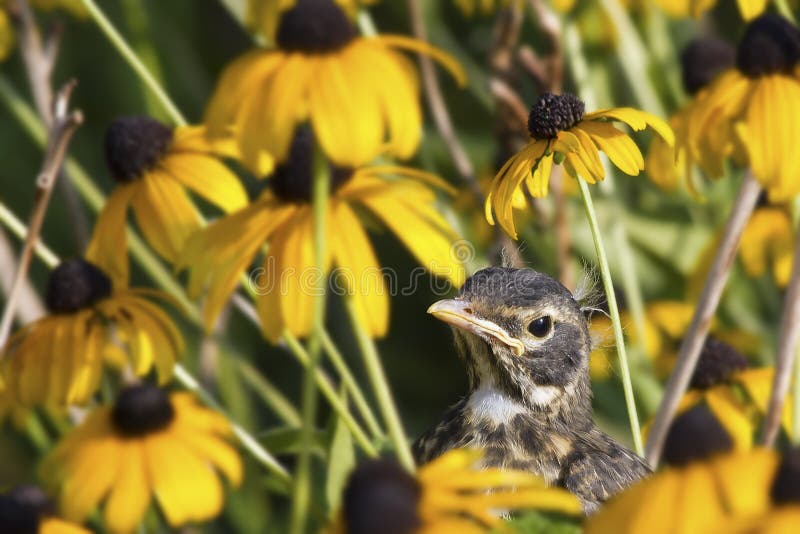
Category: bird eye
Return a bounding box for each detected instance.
[527,316,552,338]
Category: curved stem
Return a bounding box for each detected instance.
[320,328,385,440]
[290,152,330,534]
[577,178,643,456]
[645,173,761,466]
[78,0,187,126]
[346,297,415,471]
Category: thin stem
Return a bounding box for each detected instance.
[290,151,330,534]
[173,365,292,485]
[406,0,481,202]
[235,358,302,427]
[284,331,378,457]
[319,328,384,440]
[577,178,643,456]
[0,202,59,268]
[77,0,187,126]
[0,81,82,349]
[345,297,415,471]
[645,173,761,466]
[760,224,800,446]
[775,0,798,23]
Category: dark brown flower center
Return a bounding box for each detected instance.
[689,337,749,389]
[737,14,800,78]
[681,37,736,95]
[270,127,354,202]
[662,404,733,467]
[0,487,53,534]
[45,258,112,314]
[105,116,173,183]
[527,92,585,140]
[771,447,800,505]
[343,459,422,534]
[111,384,175,438]
[276,0,357,53]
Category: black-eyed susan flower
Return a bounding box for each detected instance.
[86,117,249,286]
[180,129,465,342]
[206,0,466,169]
[689,14,800,201]
[646,37,736,193]
[486,92,673,238]
[329,449,581,534]
[740,204,794,287]
[42,385,243,534]
[586,433,800,534]
[0,486,90,534]
[649,337,793,451]
[0,259,183,406]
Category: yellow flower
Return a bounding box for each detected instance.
[647,37,736,193]
[486,92,673,238]
[246,0,377,40]
[86,119,248,286]
[0,486,91,534]
[586,445,800,534]
[689,14,800,201]
[206,0,465,169]
[330,449,581,533]
[740,205,794,287]
[42,385,243,534]
[180,129,465,342]
[0,259,183,406]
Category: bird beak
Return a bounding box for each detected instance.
[427,299,525,356]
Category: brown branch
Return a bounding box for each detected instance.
[406,0,482,202]
[645,173,761,466]
[760,225,800,445]
[0,80,83,348]
[9,0,90,247]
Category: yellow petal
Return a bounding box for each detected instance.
[86,184,136,288]
[331,202,389,337]
[375,34,467,87]
[578,121,644,176]
[583,107,675,146]
[161,152,248,213]
[103,442,151,534]
[705,386,754,451]
[737,0,768,19]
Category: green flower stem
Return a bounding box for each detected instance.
[289,151,330,534]
[345,297,415,471]
[234,358,302,427]
[319,327,385,440]
[78,0,187,126]
[775,0,798,23]
[0,202,59,268]
[173,365,292,485]
[283,331,378,457]
[597,0,666,117]
[577,179,643,456]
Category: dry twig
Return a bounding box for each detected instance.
[9,0,90,246]
[645,173,762,466]
[760,227,800,445]
[406,0,482,201]
[0,80,83,348]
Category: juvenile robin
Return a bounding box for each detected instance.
[413,266,650,513]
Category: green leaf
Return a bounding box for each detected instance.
[325,390,356,516]
[260,426,327,458]
[498,511,583,534]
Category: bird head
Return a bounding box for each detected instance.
[428,267,592,413]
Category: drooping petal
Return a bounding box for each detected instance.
[578,121,645,176]
[374,35,467,87]
[102,441,151,534]
[86,184,137,288]
[736,0,768,20]
[161,152,248,213]
[331,202,389,337]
